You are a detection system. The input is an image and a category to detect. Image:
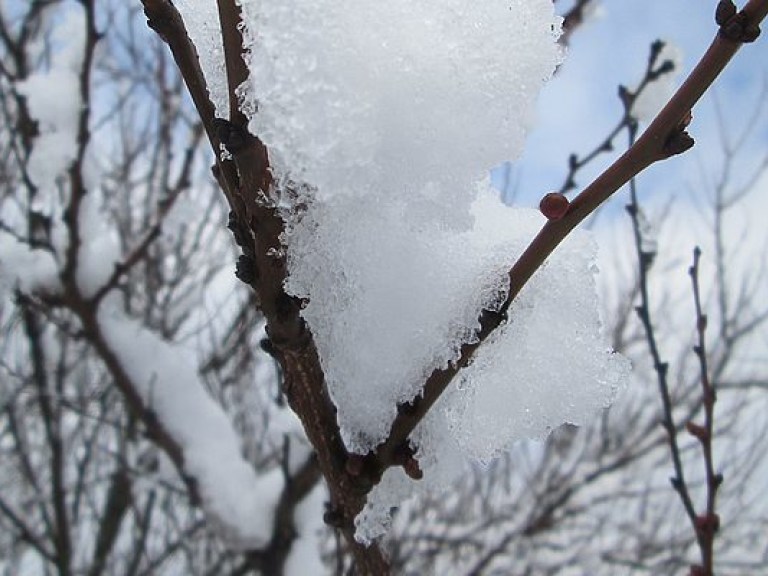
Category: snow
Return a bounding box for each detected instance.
[239,0,563,224]
[445,225,629,462]
[284,183,628,463]
[0,236,60,295]
[75,188,121,298]
[284,483,327,576]
[350,190,630,543]
[175,0,229,118]
[97,296,285,549]
[14,6,85,202]
[2,4,85,296]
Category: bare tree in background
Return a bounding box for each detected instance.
[1,3,317,574]
[1,1,766,575]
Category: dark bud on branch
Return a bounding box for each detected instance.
[640,251,656,270]
[741,23,761,43]
[403,457,423,480]
[694,513,720,535]
[259,337,278,358]
[653,59,675,78]
[715,1,737,27]
[323,504,344,528]
[539,192,569,221]
[213,118,251,154]
[227,210,251,248]
[235,255,258,285]
[693,345,704,357]
[392,441,423,481]
[719,8,761,43]
[648,39,666,67]
[662,127,695,158]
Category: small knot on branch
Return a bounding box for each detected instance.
[344,453,382,491]
[227,210,253,248]
[715,1,738,27]
[235,254,258,284]
[213,117,252,154]
[662,126,695,158]
[694,513,720,535]
[685,421,709,443]
[392,442,423,480]
[322,503,345,528]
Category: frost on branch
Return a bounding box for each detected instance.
[224,0,629,540]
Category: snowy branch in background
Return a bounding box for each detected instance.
[96,298,286,549]
[0,0,305,558]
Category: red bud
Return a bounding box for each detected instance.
[539,192,570,221]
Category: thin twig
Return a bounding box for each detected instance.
[557,40,679,195]
[687,247,722,576]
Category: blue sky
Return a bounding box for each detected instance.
[497,0,768,214]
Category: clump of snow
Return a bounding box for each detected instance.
[445,225,629,463]
[631,41,683,123]
[346,189,630,543]
[75,188,121,298]
[240,0,563,225]
[0,236,59,295]
[14,6,85,202]
[284,484,327,576]
[175,0,229,118]
[286,185,629,459]
[97,297,285,549]
[285,184,526,451]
